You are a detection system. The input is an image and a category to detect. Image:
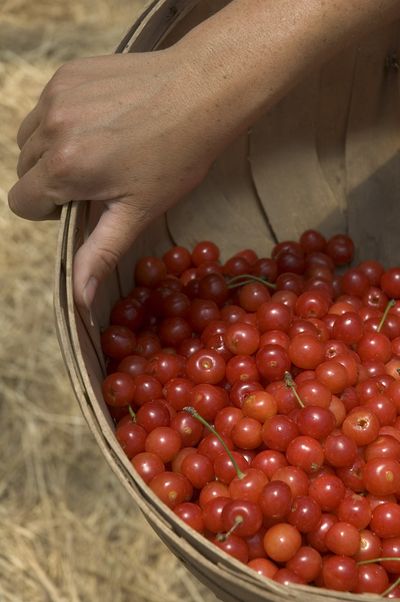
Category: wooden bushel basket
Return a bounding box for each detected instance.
[55,1,400,600]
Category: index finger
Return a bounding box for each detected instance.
[8,158,66,221]
[17,104,41,150]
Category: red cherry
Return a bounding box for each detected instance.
[225,322,260,355]
[145,427,182,463]
[242,391,277,423]
[248,558,278,579]
[174,502,204,533]
[212,534,249,563]
[256,302,291,333]
[286,436,324,474]
[110,297,145,332]
[163,246,191,275]
[116,420,146,458]
[238,282,271,312]
[309,473,345,511]
[325,234,355,266]
[354,529,382,562]
[101,325,136,360]
[202,497,231,533]
[315,360,348,394]
[135,256,167,288]
[300,229,326,254]
[256,345,291,382]
[186,349,225,385]
[221,499,263,537]
[262,415,299,452]
[251,450,288,478]
[337,493,371,529]
[190,384,228,422]
[288,334,325,370]
[321,555,358,592]
[149,471,192,508]
[136,400,170,432]
[341,269,370,297]
[287,496,322,533]
[381,268,400,298]
[117,354,147,378]
[355,564,389,595]
[259,481,292,520]
[131,452,164,484]
[363,458,400,496]
[263,523,302,563]
[192,241,220,266]
[370,502,400,538]
[358,333,392,363]
[381,538,400,574]
[102,372,135,406]
[295,291,330,319]
[307,513,338,553]
[286,546,322,583]
[325,521,360,556]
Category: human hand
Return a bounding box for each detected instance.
[11,0,400,311]
[8,47,221,308]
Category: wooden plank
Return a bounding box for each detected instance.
[118,0,200,53]
[316,46,358,217]
[250,74,347,241]
[345,20,400,264]
[167,133,276,260]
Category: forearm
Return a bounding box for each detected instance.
[179,0,400,145]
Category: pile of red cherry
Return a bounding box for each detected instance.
[101,231,400,596]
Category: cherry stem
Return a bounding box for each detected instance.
[377,299,396,333]
[284,372,305,408]
[183,406,246,480]
[383,575,400,597]
[216,516,244,542]
[128,405,136,422]
[227,274,276,289]
[357,557,400,566]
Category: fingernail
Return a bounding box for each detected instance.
[82,276,98,310]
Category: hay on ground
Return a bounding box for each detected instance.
[0,2,217,600]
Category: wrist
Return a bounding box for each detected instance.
[175,0,400,142]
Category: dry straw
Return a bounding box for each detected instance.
[0,1,216,600]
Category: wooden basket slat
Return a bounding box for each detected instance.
[167,132,275,258]
[209,133,276,255]
[158,0,229,48]
[315,45,358,218]
[249,74,347,242]
[345,20,400,264]
[119,0,199,53]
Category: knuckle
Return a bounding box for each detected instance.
[44,65,74,100]
[44,79,64,103]
[96,246,121,273]
[45,144,77,180]
[56,59,78,76]
[42,107,67,137]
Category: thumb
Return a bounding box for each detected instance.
[73,202,143,309]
